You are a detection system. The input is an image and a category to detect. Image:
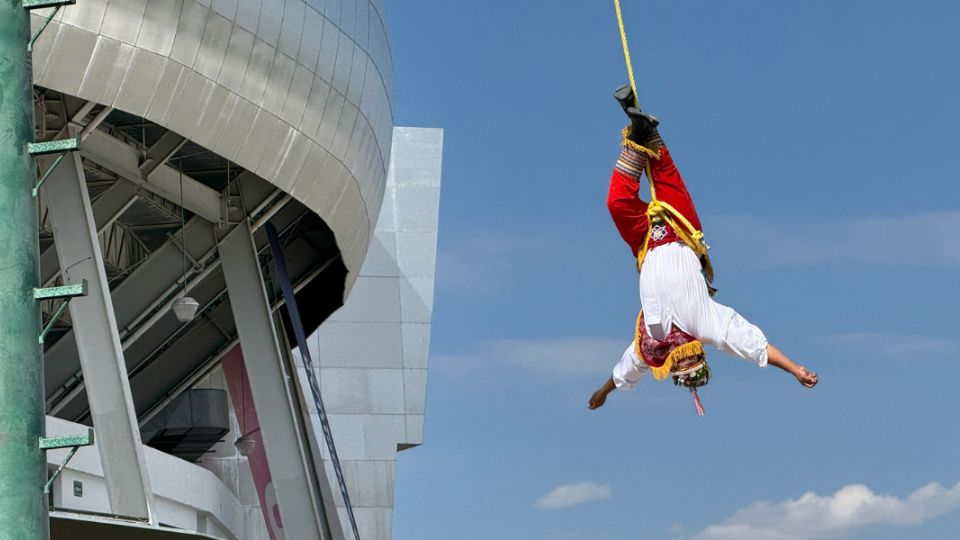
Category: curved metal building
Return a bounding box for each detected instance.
[33,0,393,282]
[17,2,441,539]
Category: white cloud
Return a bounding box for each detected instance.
[709,211,960,267]
[436,231,527,294]
[697,480,960,540]
[819,333,956,361]
[492,336,627,376]
[435,225,604,296]
[432,336,628,379]
[536,481,612,510]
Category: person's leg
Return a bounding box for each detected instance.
[647,145,704,234]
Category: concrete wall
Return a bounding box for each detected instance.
[296,127,443,539]
[46,416,244,539]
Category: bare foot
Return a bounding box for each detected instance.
[795,366,818,388]
[588,388,608,410]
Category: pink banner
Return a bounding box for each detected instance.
[222,346,285,540]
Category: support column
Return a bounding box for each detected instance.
[40,179,137,287]
[218,223,332,540]
[43,152,155,522]
[0,4,48,539]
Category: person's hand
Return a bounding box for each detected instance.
[588,388,608,410]
[794,366,819,388]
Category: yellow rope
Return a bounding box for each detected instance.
[614,0,638,109]
[613,3,708,271]
[621,127,661,159]
[635,162,716,285]
[617,2,714,385]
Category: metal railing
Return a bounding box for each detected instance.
[266,222,360,540]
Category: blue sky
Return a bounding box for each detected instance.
[387,2,960,539]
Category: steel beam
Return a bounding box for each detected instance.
[63,100,96,128]
[79,129,223,223]
[27,137,78,156]
[218,223,328,540]
[138,131,186,178]
[42,173,278,416]
[42,152,155,522]
[78,106,113,142]
[0,5,48,539]
[34,281,86,301]
[137,250,338,426]
[39,428,93,450]
[40,179,138,287]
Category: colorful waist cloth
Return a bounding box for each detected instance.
[646,219,681,252]
[635,311,706,381]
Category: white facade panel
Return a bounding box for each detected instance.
[114,48,167,116]
[279,0,305,57]
[212,0,240,19]
[169,1,208,67]
[194,12,234,80]
[100,0,147,45]
[59,0,107,34]
[138,1,181,55]
[78,37,135,105]
[309,127,443,539]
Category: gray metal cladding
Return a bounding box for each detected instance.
[30,0,395,287]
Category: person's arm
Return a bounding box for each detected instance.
[766,344,819,388]
[589,377,617,410]
[589,341,649,409]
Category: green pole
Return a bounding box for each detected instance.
[0,2,49,539]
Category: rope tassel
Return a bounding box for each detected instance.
[690,388,705,417]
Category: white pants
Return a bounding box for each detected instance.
[613,243,769,389]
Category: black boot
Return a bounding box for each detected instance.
[613,84,636,114]
[613,84,660,146]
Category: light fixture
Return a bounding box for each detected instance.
[172,295,199,322]
[234,434,258,457]
[173,158,198,322]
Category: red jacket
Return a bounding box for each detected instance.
[607,145,702,257]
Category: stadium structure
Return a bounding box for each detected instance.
[0,1,442,539]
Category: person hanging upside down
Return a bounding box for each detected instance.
[588,86,818,411]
